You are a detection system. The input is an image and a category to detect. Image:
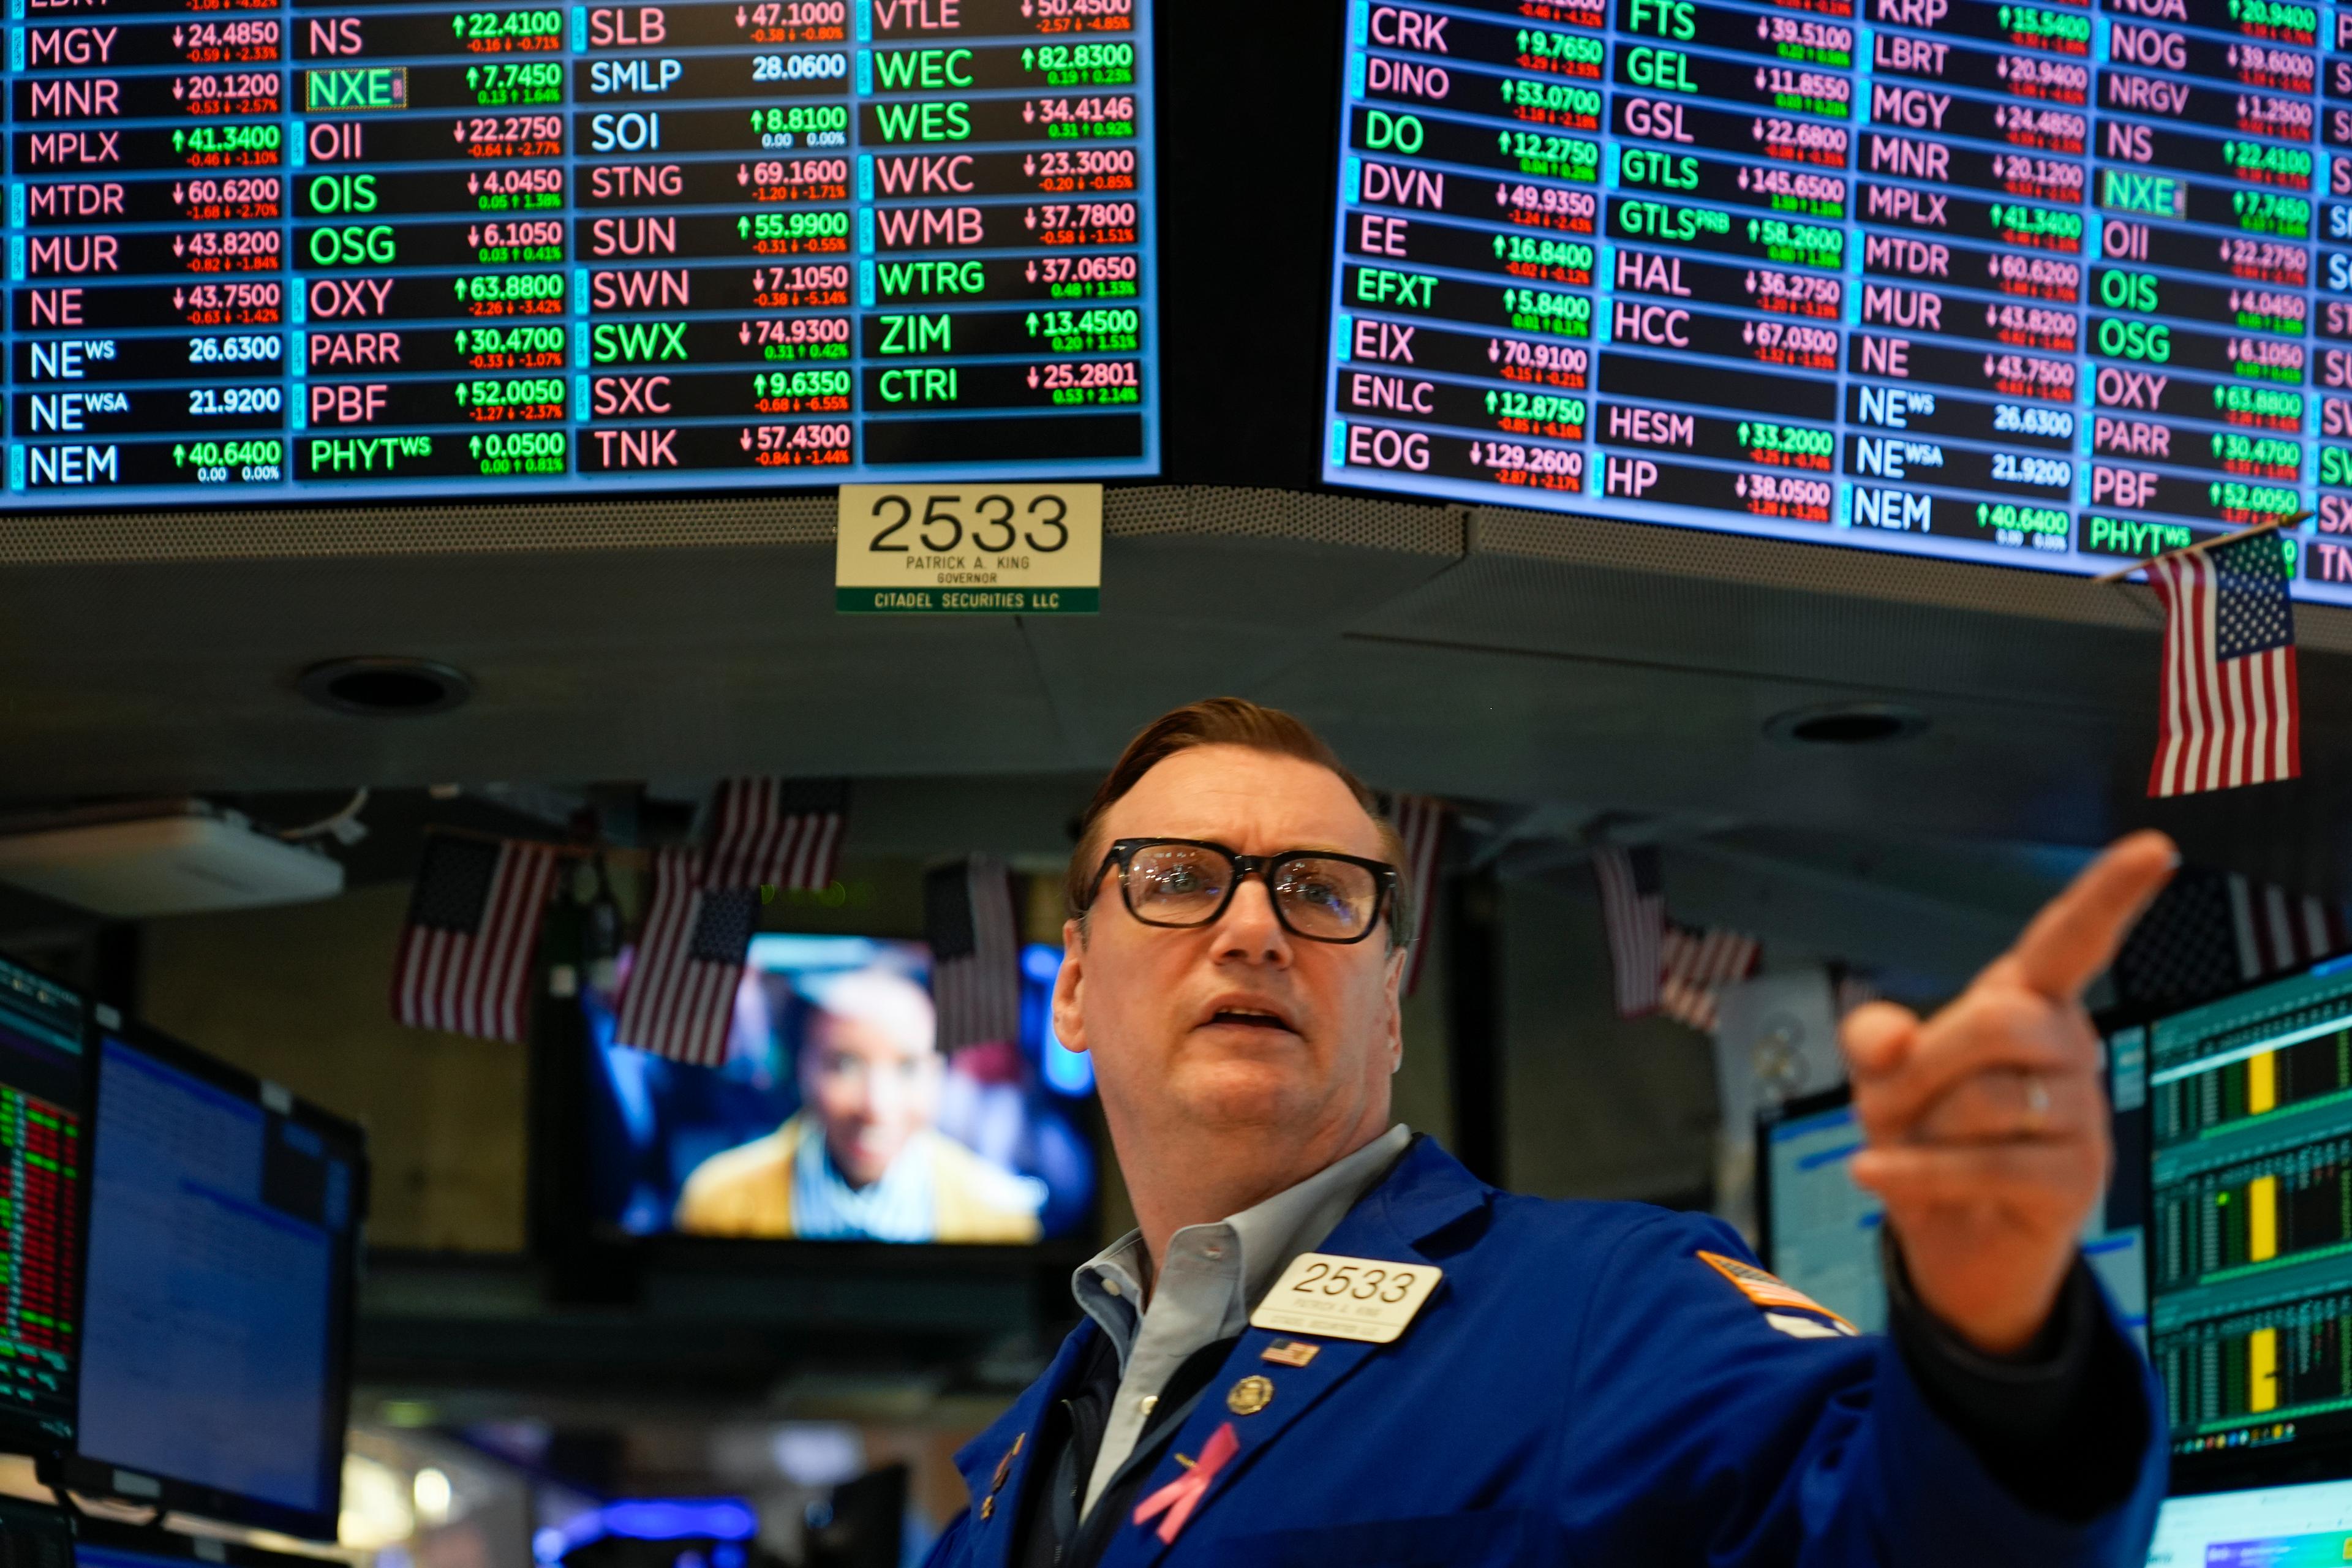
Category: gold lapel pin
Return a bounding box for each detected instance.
[980,1433,1024,1519]
[1226,1374,1275,1415]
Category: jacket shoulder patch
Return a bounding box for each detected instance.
[1697,1250,1859,1333]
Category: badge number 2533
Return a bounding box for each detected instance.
[835,483,1102,615]
[1250,1253,1445,1344]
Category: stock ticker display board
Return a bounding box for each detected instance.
[1321,0,2352,603]
[0,0,1156,507]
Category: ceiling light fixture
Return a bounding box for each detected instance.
[1764,702,1930,747]
[299,657,474,718]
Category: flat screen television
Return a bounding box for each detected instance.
[583,933,1096,1245]
[63,1022,367,1543]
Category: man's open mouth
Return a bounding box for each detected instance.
[1207,1006,1295,1031]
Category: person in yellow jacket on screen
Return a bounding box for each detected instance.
[674,966,1047,1243]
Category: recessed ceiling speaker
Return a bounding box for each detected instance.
[300,657,473,717]
[1764,702,1930,747]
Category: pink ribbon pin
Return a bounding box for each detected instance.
[1131,1421,1241,1545]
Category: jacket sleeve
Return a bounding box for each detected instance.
[1551,1209,2166,1568]
[920,1507,974,1568]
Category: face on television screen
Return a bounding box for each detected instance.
[583,935,1095,1244]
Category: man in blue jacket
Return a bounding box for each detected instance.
[929,697,2173,1568]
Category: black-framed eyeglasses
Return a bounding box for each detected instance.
[1088,838,1400,944]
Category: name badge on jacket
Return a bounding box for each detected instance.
[1250,1253,1443,1343]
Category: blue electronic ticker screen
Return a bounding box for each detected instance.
[0,0,1157,508]
[1321,0,2352,604]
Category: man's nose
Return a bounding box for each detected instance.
[1215,873,1291,962]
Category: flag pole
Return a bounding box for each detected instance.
[2092,510,2313,585]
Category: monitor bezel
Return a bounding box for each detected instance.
[61,1017,370,1545]
[2100,952,2352,1496]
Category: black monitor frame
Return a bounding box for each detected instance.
[2099,954,2352,1498]
[56,1018,369,1545]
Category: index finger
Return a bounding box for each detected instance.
[1993,830,2179,1001]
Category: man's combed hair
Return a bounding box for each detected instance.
[1065,697,1412,946]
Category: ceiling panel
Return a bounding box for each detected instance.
[2,486,2343,891]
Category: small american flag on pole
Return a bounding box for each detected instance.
[704,778,846,891]
[615,848,762,1067]
[1594,846,1666,1017]
[1657,924,1762,1034]
[2147,530,2301,797]
[1387,794,1450,998]
[392,834,562,1044]
[927,855,1021,1051]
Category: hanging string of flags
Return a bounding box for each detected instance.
[1593,846,1667,1018]
[616,780,848,1066]
[1591,846,1890,1040]
[1656,925,1763,1036]
[1593,845,1763,1031]
[386,778,846,1053]
[389,835,564,1046]
[926,854,1023,1052]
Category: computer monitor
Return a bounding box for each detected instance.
[0,956,85,1454]
[583,933,1097,1245]
[2137,953,2352,1483]
[1760,1081,2150,1348]
[64,1023,367,1542]
[1758,1088,1887,1335]
[0,1498,73,1568]
[2148,1476,2352,1566]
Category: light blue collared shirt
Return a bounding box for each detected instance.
[790,1121,937,1242]
[1069,1123,1414,1514]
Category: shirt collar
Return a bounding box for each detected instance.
[1071,1123,1414,1361]
[790,1118,937,1241]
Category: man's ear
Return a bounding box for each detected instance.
[1384,945,1407,1072]
[1054,918,1090,1055]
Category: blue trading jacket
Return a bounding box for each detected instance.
[927,1136,2166,1568]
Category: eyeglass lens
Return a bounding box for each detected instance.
[1125,843,1379,938]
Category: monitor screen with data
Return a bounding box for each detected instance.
[69,1026,364,1542]
[2144,954,2352,1477]
[1321,0,2352,604]
[0,956,83,1455]
[0,0,1158,507]
[2149,1476,2352,1565]
[1760,1088,1887,1335]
